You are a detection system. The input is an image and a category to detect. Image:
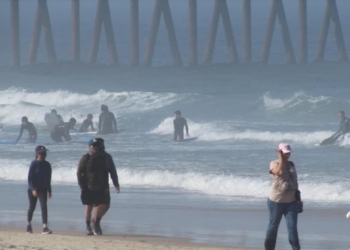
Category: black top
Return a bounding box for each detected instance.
[54,122,72,141]
[79,119,95,132]
[28,160,52,194]
[339,118,350,134]
[77,153,109,191]
[16,122,37,142]
[173,117,188,139]
[99,111,117,134]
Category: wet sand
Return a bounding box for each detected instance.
[0,227,258,250]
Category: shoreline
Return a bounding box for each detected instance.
[0,226,259,250]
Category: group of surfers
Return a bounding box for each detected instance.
[12,108,190,143]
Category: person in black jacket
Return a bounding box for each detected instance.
[50,118,76,142]
[27,145,52,234]
[77,139,109,236]
[16,116,37,143]
[95,138,120,217]
[98,105,117,134]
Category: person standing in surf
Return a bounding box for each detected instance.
[16,116,37,143]
[98,105,117,134]
[27,145,52,234]
[320,110,350,145]
[79,114,95,132]
[173,110,189,140]
[264,143,301,250]
[77,139,110,235]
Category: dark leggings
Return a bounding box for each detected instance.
[27,189,48,224]
[50,132,63,142]
[29,134,37,143]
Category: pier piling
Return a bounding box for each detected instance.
[71,0,80,63]
[11,0,20,66]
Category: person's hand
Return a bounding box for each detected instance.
[277,149,284,159]
[48,193,52,199]
[32,190,37,197]
[115,186,120,193]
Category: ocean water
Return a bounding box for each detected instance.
[1,1,350,250]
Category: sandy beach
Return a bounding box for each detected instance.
[0,227,257,250]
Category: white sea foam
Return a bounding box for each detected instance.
[0,88,184,125]
[1,161,350,203]
[150,118,333,144]
[263,92,332,111]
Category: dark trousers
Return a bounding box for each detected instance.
[27,189,48,224]
[50,132,62,142]
[29,134,37,143]
[264,199,300,250]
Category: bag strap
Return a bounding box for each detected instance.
[286,161,297,189]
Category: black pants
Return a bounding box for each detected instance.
[173,132,184,140]
[27,189,48,224]
[29,134,37,143]
[50,132,63,142]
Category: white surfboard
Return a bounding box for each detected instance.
[44,113,60,132]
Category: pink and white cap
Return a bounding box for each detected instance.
[278,143,292,154]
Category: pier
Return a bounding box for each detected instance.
[2,0,349,67]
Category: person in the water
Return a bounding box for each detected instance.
[320,110,350,146]
[173,110,189,140]
[16,116,37,143]
[98,105,117,134]
[337,110,350,134]
[79,114,95,132]
[51,109,64,124]
[50,118,76,142]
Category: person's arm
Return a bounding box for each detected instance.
[90,121,95,131]
[107,154,119,190]
[98,114,102,133]
[77,155,86,189]
[112,113,117,133]
[269,150,285,176]
[64,125,71,141]
[79,123,84,132]
[185,119,189,137]
[28,161,36,191]
[47,163,52,198]
[15,125,24,142]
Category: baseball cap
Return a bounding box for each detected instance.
[88,138,101,146]
[278,143,292,154]
[35,145,49,153]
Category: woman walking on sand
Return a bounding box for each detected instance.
[264,143,302,250]
[26,145,52,234]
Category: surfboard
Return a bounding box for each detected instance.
[44,113,60,132]
[176,137,198,142]
[0,140,51,145]
[162,137,199,143]
[70,131,97,136]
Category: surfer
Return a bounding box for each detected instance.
[16,116,37,143]
[79,114,95,132]
[320,110,350,146]
[51,109,64,124]
[98,105,117,135]
[173,110,189,140]
[50,118,77,142]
